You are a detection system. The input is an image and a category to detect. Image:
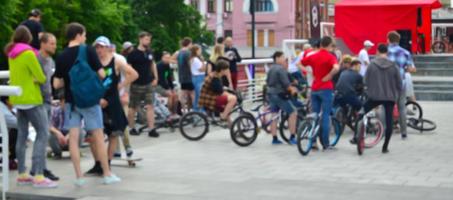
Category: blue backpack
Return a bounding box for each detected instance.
[69,45,105,108]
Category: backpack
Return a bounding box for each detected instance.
[69,45,105,108]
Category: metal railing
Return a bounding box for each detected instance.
[237,59,273,104]
[0,70,22,200]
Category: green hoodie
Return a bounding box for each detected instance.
[8,50,46,105]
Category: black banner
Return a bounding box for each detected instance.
[310,0,321,39]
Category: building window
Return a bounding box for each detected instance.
[225,0,233,13]
[268,30,275,47]
[247,29,274,47]
[256,0,274,12]
[208,0,215,13]
[224,30,233,38]
[247,30,252,47]
[191,0,199,9]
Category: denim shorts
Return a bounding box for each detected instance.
[267,94,296,114]
[64,103,103,131]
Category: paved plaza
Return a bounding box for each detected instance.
[5,101,453,200]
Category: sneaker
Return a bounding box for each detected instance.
[103,174,121,185]
[148,129,160,138]
[74,178,87,187]
[382,148,389,154]
[85,165,103,177]
[113,152,121,158]
[126,148,134,157]
[349,138,357,144]
[31,169,60,181]
[272,139,283,145]
[289,137,297,145]
[33,178,58,188]
[17,176,33,186]
[130,128,140,136]
[402,133,407,140]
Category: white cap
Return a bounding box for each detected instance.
[122,41,133,50]
[364,40,374,47]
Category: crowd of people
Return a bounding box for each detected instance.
[1,9,415,189]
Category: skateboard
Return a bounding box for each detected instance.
[113,157,143,167]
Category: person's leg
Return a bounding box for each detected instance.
[15,109,30,175]
[9,128,18,160]
[231,72,238,90]
[397,89,408,138]
[319,90,333,148]
[220,93,237,121]
[28,106,52,179]
[91,129,112,177]
[48,134,62,157]
[382,101,395,153]
[192,76,203,111]
[108,135,118,161]
[68,127,83,178]
[146,105,155,130]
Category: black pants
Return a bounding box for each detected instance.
[363,100,395,150]
[0,128,17,160]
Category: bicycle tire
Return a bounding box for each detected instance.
[364,118,384,148]
[334,107,346,135]
[179,112,209,141]
[405,101,423,120]
[355,120,365,156]
[329,118,343,147]
[407,118,437,132]
[279,113,305,144]
[296,119,315,156]
[230,114,258,147]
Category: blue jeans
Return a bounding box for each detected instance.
[16,105,49,174]
[192,75,205,111]
[334,94,362,111]
[311,90,334,148]
[64,103,103,131]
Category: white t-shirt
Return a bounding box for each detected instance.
[358,49,370,76]
[114,53,128,96]
[288,52,305,73]
[191,57,204,76]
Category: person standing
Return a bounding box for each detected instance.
[363,44,402,153]
[301,36,340,150]
[20,9,44,49]
[266,51,298,145]
[224,37,242,89]
[53,22,120,185]
[190,45,206,111]
[358,40,374,76]
[176,37,194,110]
[127,31,159,137]
[387,31,416,139]
[6,26,57,188]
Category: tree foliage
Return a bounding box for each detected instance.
[0,0,213,68]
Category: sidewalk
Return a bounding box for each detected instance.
[4,101,453,200]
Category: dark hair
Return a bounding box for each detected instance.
[320,36,333,48]
[65,22,85,41]
[4,25,33,54]
[29,9,42,17]
[377,44,388,54]
[309,39,321,48]
[387,31,401,43]
[40,32,55,44]
[181,37,192,47]
[216,37,224,44]
[214,59,229,72]
[272,51,284,63]
[351,59,361,66]
[139,31,152,39]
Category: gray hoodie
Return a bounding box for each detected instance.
[365,56,402,101]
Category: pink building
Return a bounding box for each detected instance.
[187,0,297,57]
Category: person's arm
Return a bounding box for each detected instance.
[406,53,416,73]
[117,59,138,91]
[50,126,67,145]
[87,46,105,79]
[234,48,242,62]
[26,51,46,84]
[395,65,403,92]
[322,63,340,82]
[53,57,64,89]
[151,62,158,86]
[170,51,179,64]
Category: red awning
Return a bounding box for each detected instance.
[336,0,442,9]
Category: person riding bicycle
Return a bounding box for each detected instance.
[266,51,298,145]
[198,59,237,123]
[334,59,364,112]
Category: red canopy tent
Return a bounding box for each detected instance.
[335,0,442,55]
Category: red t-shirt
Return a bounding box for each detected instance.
[301,49,337,91]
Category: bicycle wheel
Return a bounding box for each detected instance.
[406,101,422,119]
[334,107,346,135]
[364,118,384,148]
[296,119,315,156]
[230,114,258,147]
[329,118,342,147]
[407,118,437,132]
[179,112,209,141]
[279,113,304,144]
[355,120,365,156]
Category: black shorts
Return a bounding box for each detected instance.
[181,83,194,91]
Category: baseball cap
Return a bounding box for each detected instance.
[93,36,111,47]
[122,41,133,50]
[364,40,374,47]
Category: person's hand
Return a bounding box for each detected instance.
[407,66,417,73]
[56,132,67,146]
[322,74,332,82]
[152,79,158,86]
[100,99,108,108]
[288,86,298,96]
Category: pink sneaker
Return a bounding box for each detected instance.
[17,176,33,186]
[32,178,58,188]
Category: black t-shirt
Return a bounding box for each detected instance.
[127,48,154,85]
[21,19,44,49]
[224,47,242,73]
[157,61,174,90]
[54,45,103,103]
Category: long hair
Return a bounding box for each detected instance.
[4,25,33,54]
[209,44,224,63]
[190,44,201,60]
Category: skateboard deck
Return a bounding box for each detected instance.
[112,157,143,167]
